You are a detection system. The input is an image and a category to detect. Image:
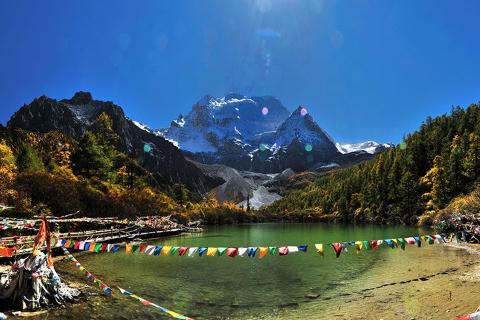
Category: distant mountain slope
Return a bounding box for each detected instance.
[188,159,283,209]
[263,103,480,225]
[160,94,390,173]
[7,92,221,195]
[336,141,393,154]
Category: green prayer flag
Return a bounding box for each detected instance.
[69,240,75,249]
[94,243,102,253]
[132,244,140,253]
[398,238,406,250]
[217,247,227,256]
[362,241,371,250]
[426,235,434,244]
[268,247,277,255]
[169,246,179,256]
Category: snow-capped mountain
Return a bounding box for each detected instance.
[336,141,394,154]
[158,94,391,173]
[162,94,289,153]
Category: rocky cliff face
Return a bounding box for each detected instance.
[7,92,222,195]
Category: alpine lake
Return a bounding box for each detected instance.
[48,223,469,319]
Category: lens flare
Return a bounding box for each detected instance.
[300,107,308,116]
[306,154,314,163]
[144,144,152,153]
[262,107,269,115]
[259,144,268,151]
[400,142,407,150]
[305,144,313,152]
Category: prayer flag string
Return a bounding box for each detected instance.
[52,233,449,259]
[118,287,193,320]
[62,247,112,295]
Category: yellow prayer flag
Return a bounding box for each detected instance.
[206,247,217,256]
[315,244,324,256]
[355,241,363,254]
[89,242,96,252]
[258,247,268,259]
[125,244,132,254]
[161,246,172,256]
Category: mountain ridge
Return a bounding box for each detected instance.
[159,94,391,173]
[7,91,222,195]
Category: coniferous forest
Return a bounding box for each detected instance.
[264,103,480,225]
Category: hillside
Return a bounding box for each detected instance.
[263,103,480,225]
[7,92,220,195]
[0,113,246,223]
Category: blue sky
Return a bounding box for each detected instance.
[1,0,479,144]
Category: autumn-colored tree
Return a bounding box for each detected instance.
[0,139,18,204]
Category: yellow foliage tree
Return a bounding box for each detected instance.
[0,139,18,204]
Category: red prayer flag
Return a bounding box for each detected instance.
[101,243,108,252]
[278,246,289,255]
[226,247,238,258]
[178,247,188,256]
[0,247,15,257]
[332,243,343,258]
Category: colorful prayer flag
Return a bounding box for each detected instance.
[258,247,268,259]
[217,247,227,256]
[332,243,342,258]
[278,246,289,256]
[206,247,217,256]
[226,247,238,258]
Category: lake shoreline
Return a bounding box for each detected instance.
[314,243,480,320]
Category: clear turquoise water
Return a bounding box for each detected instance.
[54,223,433,319]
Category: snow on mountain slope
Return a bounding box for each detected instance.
[158,93,392,173]
[273,106,336,148]
[336,141,392,154]
[162,94,290,153]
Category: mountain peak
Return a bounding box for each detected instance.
[69,91,93,105]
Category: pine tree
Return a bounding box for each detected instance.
[446,135,465,196]
[72,132,113,179]
[464,133,480,182]
[17,144,46,173]
[92,112,120,168]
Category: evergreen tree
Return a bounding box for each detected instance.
[173,183,188,204]
[464,133,480,182]
[72,132,113,179]
[446,135,465,196]
[17,144,45,173]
